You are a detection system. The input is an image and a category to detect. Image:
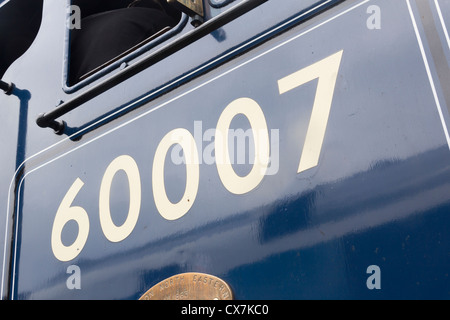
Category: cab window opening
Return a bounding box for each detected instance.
[68,0,182,86]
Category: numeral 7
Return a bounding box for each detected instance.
[278,50,343,173]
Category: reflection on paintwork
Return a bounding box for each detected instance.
[1,0,449,300]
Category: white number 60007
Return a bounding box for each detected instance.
[51,50,343,262]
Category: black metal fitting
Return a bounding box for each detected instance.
[0,80,14,95]
[36,113,66,135]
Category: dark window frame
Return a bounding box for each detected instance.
[63,0,188,93]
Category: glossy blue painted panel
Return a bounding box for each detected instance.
[1,0,450,299]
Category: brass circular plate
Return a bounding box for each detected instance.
[139,272,233,300]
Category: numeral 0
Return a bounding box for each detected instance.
[216,97,270,194]
[99,155,141,242]
[152,128,199,221]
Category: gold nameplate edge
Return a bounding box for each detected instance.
[139,272,233,300]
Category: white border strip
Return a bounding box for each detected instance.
[3,0,371,298]
[407,0,450,149]
[0,0,10,9]
[435,0,450,51]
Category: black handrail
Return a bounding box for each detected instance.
[36,0,268,134]
[0,80,14,95]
